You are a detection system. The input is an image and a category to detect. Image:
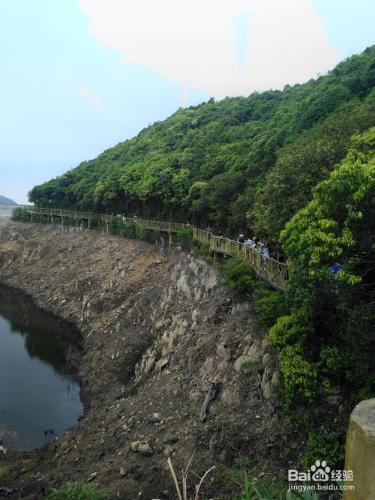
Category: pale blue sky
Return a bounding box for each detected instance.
[0,0,374,204]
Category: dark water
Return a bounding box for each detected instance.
[0,286,83,451]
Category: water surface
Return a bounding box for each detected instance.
[0,286,83,450]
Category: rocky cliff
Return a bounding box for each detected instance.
[0,221,290,498]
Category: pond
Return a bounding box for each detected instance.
[0,285,83,451]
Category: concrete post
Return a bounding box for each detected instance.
[343,398,375,499]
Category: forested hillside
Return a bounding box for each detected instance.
[30,46,375,245]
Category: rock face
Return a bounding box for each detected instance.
[0,222,281,499]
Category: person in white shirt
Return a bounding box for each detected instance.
[262,245,269,260]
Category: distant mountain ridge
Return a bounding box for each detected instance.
[0,195,17,206]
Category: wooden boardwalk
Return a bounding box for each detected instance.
[25,207,288,291]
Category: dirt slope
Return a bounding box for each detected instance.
[0,222,290,499]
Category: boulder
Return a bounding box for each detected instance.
[221,387,240,408]
[150,412,162,423]
[262,353,271,365]
[233,355,250,373]
[138,442,154,457]
[163,433,178,444]
[130,441,140,452]
[261,367,273,399]
[271,371,280,389]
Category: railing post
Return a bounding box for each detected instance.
[343,398,375,499]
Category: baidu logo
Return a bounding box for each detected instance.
[288,460,354,493]
[310,460,331,481]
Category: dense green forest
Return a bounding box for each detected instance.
[30,46,375,466]
[31,46,375,242]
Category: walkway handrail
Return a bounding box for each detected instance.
[24,207,288,290]
[193,227,288,290]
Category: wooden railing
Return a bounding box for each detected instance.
[24,207,288,290]
[193,228,288,290]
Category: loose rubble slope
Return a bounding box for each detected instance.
[0,222,290,499]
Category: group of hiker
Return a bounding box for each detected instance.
[116,214,139,224]
[116,215,272,261]
[238,234,270,260]
[204,225,271,261]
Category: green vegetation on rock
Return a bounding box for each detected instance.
[49,482,107,499]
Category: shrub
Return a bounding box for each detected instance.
[236,476,319,500]
[110,217,121,234]
[300,431,345,470]
[12,207,30,221]
[48,482,107,499]
[253,286,288,328]
[192,242,213,262]
[215,457,319,500]
[122,221,137,238]
[175,227,193,249]
[279,345,319,405]
[111,220,162,242]
[267,310,313,349]
[319,346,345,376]
[221,256,256,299]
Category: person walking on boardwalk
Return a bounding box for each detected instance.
[256,240,264,253]
[261,243,270,261]
[244,237,253,248]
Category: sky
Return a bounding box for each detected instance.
[0,0,374,204]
